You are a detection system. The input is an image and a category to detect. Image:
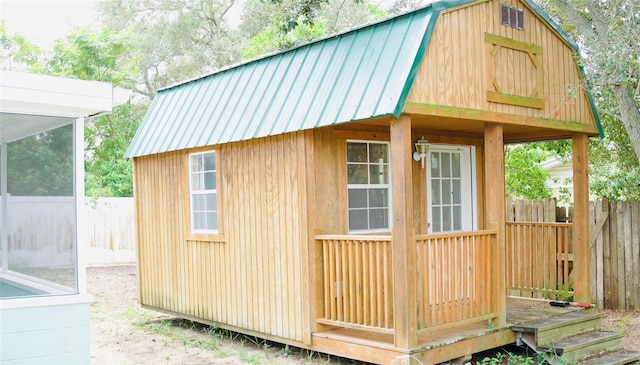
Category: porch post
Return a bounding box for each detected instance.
[572,133,590,304]
[390,114,417,348]
[484,123,506,327]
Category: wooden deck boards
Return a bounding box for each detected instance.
[311,297,582,364]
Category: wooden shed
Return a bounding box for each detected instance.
[125,0,632,363]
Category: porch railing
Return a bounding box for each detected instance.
[317,235,393,332]
[416,230,497,333]
[317,230,497,333]
[505,222,573,298]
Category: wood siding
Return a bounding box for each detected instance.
[407,0,596,127]
[134,132,310,343]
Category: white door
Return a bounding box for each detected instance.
[427,145,477,233]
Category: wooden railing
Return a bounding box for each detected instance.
[317,235,393,332]
[317,230,498,333]
[506,222,573,298]
[416,230,496,332]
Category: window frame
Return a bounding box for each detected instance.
[346,140,392,234]
[186,150,224,242]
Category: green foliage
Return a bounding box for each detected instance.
[6,124,74,196]
[47,27,136,87]
[242,18,327,59]
[43,28,143,197]
[85,102,146,197]
[505,145,553,199]
[0,22,45,72]
[590,166,640,201]
[98,0,245,97]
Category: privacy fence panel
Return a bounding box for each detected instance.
[589,199,640,310]
[508,198,640,310]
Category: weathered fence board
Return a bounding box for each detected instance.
[508,198,640,310]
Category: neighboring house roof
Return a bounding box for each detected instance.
[125,0,601,158]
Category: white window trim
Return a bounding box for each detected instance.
[346,140,393,234]
[189,151,218,234]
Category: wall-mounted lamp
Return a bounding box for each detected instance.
[412,137,431,168]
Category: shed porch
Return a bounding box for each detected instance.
[312,297,581,364]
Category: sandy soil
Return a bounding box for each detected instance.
[88,266,640,365]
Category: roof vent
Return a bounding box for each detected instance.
[500,3,525,30]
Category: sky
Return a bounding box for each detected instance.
[0,0,98,49]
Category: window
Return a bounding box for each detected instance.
[189,151,218,232]
[347,141,391,232]
[500,3,524,30]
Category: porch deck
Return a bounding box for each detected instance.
[312,297,582,365]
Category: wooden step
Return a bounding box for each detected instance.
[540,331,625,362]
[510,311,601,346]
[579,350,640,365]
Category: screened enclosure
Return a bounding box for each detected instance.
[0,114,78,298]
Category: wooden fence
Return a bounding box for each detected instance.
[507,198,640,310]
[4,196,136,267]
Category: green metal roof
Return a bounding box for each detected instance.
[126,0,602,158]
[125,2,449,158]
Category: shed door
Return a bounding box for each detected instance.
[427,145,477,233]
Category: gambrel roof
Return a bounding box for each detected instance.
[126,0,601,158]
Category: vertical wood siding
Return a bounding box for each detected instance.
[134,132,309,342]
[408,0,595,125]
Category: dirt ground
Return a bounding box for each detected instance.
[88,266,640,365]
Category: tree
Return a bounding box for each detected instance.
[240,0,388,58]
[98,0,245,97]
[46,27,141,197]
[505,144,553,199]
[537,0,640,162]
[0,22,45,72]
[6,124,74,196]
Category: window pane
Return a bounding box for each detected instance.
[207,212,218,231]
[431,179,441,205]
[191,172,202,190]
[347,142,367,162]
[369,143,388,163]
[204,153,216,171]
[452,153,461,177]
[193,194,206,210]
[453,206,462,231]
[369,188,388,208]
[190,154,202,173]
[369,164,388,184]
[348,164,368,184]
[369,208,388,229]
[193,212,206,230]
[204,171,216,190]
[206,193,217,211]
[443,206,452,231]
[430,153,440,177]
[442,179,452,204]
[452,179,461,204]
[442,153,451,177]
[348,189,367,208]
[431,206,441,232]
[349,210,368,231]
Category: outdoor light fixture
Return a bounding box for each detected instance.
[412,137,431,168]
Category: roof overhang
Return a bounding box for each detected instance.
[0,70,131,143]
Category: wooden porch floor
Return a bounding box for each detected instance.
[312,297,581,365]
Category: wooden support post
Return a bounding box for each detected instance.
[390,115,417,349]
[572,133,591,304]
[484,123,506,327]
